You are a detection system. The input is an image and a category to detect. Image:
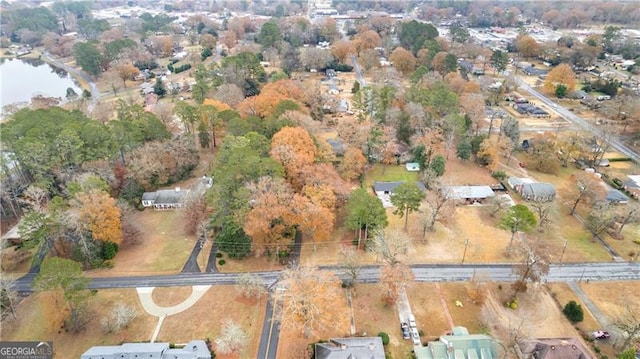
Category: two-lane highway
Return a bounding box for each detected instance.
[14,262,640,294]
[508,71,640,163]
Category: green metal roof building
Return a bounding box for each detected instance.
[414,326,498,359]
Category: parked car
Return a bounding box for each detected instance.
[411,328,421,345]
[408,314,416,328]
[400,322,410,340]
[593,330,610,340]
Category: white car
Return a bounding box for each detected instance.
[411,328,421,345]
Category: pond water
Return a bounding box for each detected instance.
[0,57,82,108]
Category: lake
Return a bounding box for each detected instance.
[0,57,82,108]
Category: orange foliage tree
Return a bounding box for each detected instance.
[270,127,317,186]
[237,80,306,118]
[354,30,382,55]
[543,63,576,94]
[297,196,335,252]
[331,39,355,63]
[243,177,300,257]
[339,147,367,181]
[76,190,122,244]
[389,46,417,75]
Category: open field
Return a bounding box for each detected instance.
[0,289,156,358]
[89,210,195,277]
[157,285,266,358]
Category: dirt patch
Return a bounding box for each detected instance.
[0,289,156,358]
[158,285,265,358]
[151,287,193,307]
[481,284,590,347]
[406,283,457,338]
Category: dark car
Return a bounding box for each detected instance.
[400,322,410,340]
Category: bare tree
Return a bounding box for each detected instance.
[101,303,138,333]
[614,201,640,239]
[0,277,18,320]
[529,202,556,232]
[566,172,606,215]
[421,185,455,236]
[236,273,266,300]
[340,246,361,287]
[510,237,550,298]
[380,262,414,306]
[614,308,640,351]
[215,318,248,355]
[485,196,512,218]
[367,229,409,265]
[277,265,349,338]
[585,201,616,242]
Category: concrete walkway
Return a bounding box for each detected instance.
[136,285,211,342]
[567,281,610,328]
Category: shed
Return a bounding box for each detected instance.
[623,175,640,199]
[606,189,629,204]
[405,162,420,172]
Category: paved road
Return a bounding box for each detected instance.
[14,262,640,294]
[509,71,640,163]
[257,296,280,359]
[350,55,366,87]
[42,51,99,111]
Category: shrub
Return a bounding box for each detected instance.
[563,301,584,322]
[378,332,390,346]
[492,171,507,181]
[218,259,226,266]
[418,329,424,336]
[102,241,119,260]
[216,252,223,258]
[594,346,600,353]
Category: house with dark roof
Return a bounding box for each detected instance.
[518,338,591,359]
[81,340,211,359]
[414,326,498,359]
[315,337,385,359]
[373,181,427,208]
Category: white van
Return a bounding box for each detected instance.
[408,314,416,328]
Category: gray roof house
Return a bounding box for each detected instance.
[508,177,555,202]
[373,181,427,194]
[142,176,212,210]
[373,181,427,208]
[414,326,497,359]
[81,340,211,359]
[315,337,385,359]
[444,186,495,204]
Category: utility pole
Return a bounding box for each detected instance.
[559,241,568,263]
[462,239,470,264]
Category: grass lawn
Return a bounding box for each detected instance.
[364,164,419,189]
[157,285,266,359]
[0,289,156,358]
[406,283,460,338]
[546,282,601,331]
[600,224,640,261]
[151,287,193,307]
[89,210,195,276]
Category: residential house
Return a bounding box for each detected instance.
[414,326,498,359]
[81,340,211,359]
[315,337,385,359]
[142,176,212,210]
[444,185,495,204]
[373,181,427,208]
[518,338,591,359]
[508,177,556,202]
[623,175,640,199]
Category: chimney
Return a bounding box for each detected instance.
[175,187,180,192]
